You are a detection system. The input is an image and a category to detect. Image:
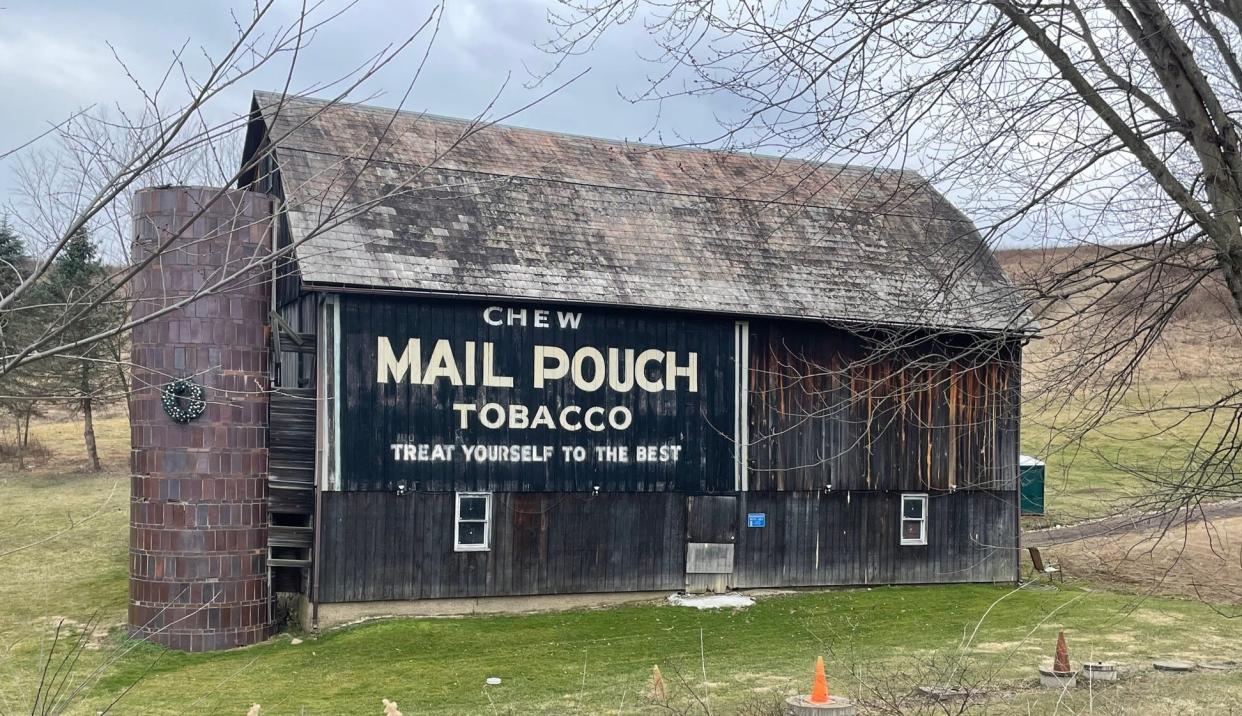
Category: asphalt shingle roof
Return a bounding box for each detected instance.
[246,91,1028,333]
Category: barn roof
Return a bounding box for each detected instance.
[243,91,1030,334]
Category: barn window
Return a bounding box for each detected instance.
[455,492,492,551]
[900,494,928,546]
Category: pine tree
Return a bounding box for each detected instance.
[44,228,125,471]
[0,217,26,297]
[0,219,44,465]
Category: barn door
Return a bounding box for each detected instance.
[685,495,737,593]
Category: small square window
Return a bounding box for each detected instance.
[458,521,486,546]
[902,520,922,540]
[903,498,924,519]
[455,492,491,552]
[900,494,928,546]
[459,496,488,521]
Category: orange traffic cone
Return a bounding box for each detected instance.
[810,655,830,704]
[1053,631,1071,673]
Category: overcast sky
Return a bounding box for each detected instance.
[0,0,741,206]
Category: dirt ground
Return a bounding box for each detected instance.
[1040,514,1242,607]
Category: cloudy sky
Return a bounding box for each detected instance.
[0,0,739,206]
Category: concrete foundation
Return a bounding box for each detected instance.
[785,695,857,715]
[313,591,672,630]
[1038,667,1077,689]
[1082,662,1118,682]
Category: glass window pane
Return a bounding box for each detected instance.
[902,520,922,541]
[903,498,924,519]
[458,521,485,545]
[459,496,487,521]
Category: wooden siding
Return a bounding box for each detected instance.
[256,147,304,311]
[734,491,1017,587]
[317,491,686,602]
[686,495,737,543]
[336,295,737,494]
[268,387,316,589]
[748,322,1021,492]
[269,388,317,503]
[316,489,1015,600]
[275,294,316,389]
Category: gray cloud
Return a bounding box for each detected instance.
[0,0,734,205]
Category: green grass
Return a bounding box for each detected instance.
[3,426,1242,714]
[0,470,129,714]
[86,587,1242,714]
[1022,380,1240,525]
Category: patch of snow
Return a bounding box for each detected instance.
[667,592,755,610]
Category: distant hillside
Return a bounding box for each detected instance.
[995,245,1242,388]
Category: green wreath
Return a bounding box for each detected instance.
[162,378,206,423]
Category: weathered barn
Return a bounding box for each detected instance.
[127,92,1030,649]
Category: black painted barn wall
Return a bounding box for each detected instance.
[317,492,686,602]
[732,491,1016,588]
[312,295,1023,602]
[337,295,737,493]
[735,321,1022,588]
[316,490,1015,601]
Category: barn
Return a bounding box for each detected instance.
[127,92,1030,650]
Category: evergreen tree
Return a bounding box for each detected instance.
[43,228,125,471]
[0,217,26,297]
[0,219,44,464]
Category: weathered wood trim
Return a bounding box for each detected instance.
[734,320,750,492]
[317,295,341,492]
[331,295,341,491]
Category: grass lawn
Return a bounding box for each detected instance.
[1021,380,1241,525]
[3,418,1242,714]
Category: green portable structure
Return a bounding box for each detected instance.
[1019,455,1045,515]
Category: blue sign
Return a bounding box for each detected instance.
[747,512,766,528]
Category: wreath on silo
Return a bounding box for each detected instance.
[162,378,207,423]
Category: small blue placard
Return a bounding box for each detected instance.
[747,512,766,528]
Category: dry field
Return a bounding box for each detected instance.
[995,245,1242,389]
[1042,513,1242,607]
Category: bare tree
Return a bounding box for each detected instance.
[0,1,578,708]
[545,0,1242,517]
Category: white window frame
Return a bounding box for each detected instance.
[454,491,492,552]
[900,493,928,546]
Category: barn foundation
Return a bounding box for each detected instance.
[128,186,274,651]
